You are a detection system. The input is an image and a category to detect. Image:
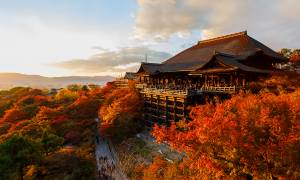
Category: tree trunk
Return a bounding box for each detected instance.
[19,166,23,180]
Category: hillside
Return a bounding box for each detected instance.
[0,73,115,89]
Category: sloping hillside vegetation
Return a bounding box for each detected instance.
[147,75,300,179]
[0,86,103,179]
[0,82,145,179]
[98,81,144,142]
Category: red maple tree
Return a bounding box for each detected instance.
[152,89,300,179]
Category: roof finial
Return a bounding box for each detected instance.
[145,54,148,63]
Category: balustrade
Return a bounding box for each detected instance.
[137,85,238,96]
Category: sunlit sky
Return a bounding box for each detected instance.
[0,0,299,77]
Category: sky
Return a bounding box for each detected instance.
[0,0,299,77]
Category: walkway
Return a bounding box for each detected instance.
[95,118,127,180]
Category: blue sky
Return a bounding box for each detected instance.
[0,0,299,76]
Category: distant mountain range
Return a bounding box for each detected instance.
[0,73,115,89]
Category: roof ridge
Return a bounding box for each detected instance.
[141,62,161,65]
[198,31,247,45]
[214,51,236,57]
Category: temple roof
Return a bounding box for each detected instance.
[124,72,137,79]
[189,53,273,74]
[137,31,287,75]
[137,62,162,75]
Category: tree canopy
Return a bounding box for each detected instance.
[152,89,300,179]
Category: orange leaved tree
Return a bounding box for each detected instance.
[290,52,300,64]
[99,86,144,140]
[152,89,300,179]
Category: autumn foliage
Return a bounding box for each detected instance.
[99,84,144,140]
[290,52,300,63]
[152,89,300,179]
[0,86,102,179]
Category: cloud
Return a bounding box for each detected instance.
[133,0,210,41]
[0,13,133,76]
[133,0,300,49]
[53,47,171,76]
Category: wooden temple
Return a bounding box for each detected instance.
[135,31,287,129]
[112,72,137,89]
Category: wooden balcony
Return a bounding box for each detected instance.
[135,83,147,89]
[137,85,238,96]
[194,86,238,94]
[140,87,188,97]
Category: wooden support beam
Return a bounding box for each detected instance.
[173,97,177,122]
[183,100,186,118]
[156,95,159,123]
[165,96,168,124]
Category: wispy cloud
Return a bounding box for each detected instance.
[133,0,300,49]
[53,47,171,76]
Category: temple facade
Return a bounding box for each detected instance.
[135,31,287,129]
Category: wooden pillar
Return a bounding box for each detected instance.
[165,96,168,124]
[173,97,177,122]
[143,94,146,124]
[183,99,186,118]
[156,95,159,123]
[150,94,153,108]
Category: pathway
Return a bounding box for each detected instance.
[95,118,127,180]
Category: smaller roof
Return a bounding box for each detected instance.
[137,62,162,75]
[190,53,274,74]
[124,72,137,79]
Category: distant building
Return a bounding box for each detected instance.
[135,31,287,129]
[124,72,137,80]
[111,72,137,88]
[275,62,300,73]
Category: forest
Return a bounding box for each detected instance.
[0,82,145,179]
[0,55,299,179]
[0,85,103,179]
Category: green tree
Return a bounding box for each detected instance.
[88,84,100,90]
[0,135,41,180]
[279,48,292,58]
[67,84,82,91]
[39,130,64,155]
[81,85,89,91]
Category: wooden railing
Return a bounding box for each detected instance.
[135,83,147,89]
[140,87,188,96]
[137,85,238,95]
[198,86,237,93]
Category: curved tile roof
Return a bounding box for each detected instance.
[162,31,286,71]
[137,31,287,75]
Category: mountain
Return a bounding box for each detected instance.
[0,73,115,89]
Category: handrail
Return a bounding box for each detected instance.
[140,88,188,96]
[200,86,236,93]
[138,86,238,95]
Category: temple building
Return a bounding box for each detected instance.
[135,31,287,129]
